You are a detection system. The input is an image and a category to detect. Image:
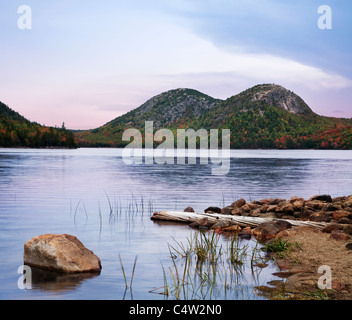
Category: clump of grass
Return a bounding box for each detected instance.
[262,238,300,258]
[161,230,272,300]
[162,231,223,300]
[194,230,222,265]
[304,287,330,300]
[250,241,268,268]
[228,235,248,265]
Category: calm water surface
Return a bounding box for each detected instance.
[1,148,352,300]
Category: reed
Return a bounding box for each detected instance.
[193,230,222,265]
[98,201,102,235]
[119,254,128,289]
[163,229,268,300]
[119,254,138,291]
[130,255,138,289]
[103,192,156,225]
[228,234,248,266]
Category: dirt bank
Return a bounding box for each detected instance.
[256,226,352,300]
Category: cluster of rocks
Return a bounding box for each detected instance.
[185,194,352,242]
[206,194,352,223]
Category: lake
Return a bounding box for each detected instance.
[1,148,352,300]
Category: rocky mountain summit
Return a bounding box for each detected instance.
[249,84,313,115]
[207,84,313,123]
[107,88,221,128]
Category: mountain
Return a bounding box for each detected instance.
[76,88,222,147]
[211,84,313,118]
[75,84,352,149]
[108,88,221,128]
[0,101,77,148]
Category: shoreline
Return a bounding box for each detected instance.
[0,146,78,150]
[153,193,352,300]
[256,226,352,300]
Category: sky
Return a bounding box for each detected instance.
[0,0,351,129]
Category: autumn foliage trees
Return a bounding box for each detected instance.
[0,102,77,148]
[76,103,352,150]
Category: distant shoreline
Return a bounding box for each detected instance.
[2,146,352,151]
[0,146,78,150]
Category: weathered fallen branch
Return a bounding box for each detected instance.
[151,211,330,230]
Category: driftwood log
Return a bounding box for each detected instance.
[151,210,329,230]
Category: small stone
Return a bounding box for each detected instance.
[342,224,352,235]
[184,207,195,213]
[289,197,305,203]
[261,212,277,218]
[332,281,347,292]
[253,221,292,241]
[309,195,332,203]
[189,218,213,230]
[231,206,241,215]
[332,210,351,220]
[241,203,260,212]
[260,198,286,205]
[332,196,347,203]
[276,202,294,215]
[323,203,343,212]
[231,198,246,208]
[204,206,222,214]
[249,208,262,217]
[266,205,278,212]
[310,211,332,222]
[221,206,233,215]
[305,201,325,210]
[222,225,241,232]
[322,224,342,234]
[212,221,230,229]
[292,200,304,211]
[330,230,351,241]
[238,228,252,240]
[339,217,352,224]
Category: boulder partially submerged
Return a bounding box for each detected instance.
[24,234,102,273]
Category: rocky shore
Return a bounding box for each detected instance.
[185,194,352,242]
[184,194,352,299]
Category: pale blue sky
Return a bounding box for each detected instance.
[0,0,351,129]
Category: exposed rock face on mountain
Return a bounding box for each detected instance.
[135,88,221,126]
[107,88,221,128]
[211,84,314,120]
[249,84,313,115]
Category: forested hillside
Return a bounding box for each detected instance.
[0,101,77,148]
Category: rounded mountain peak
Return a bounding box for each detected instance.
[246,84,314,115]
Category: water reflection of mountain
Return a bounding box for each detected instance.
[117,157,317,194]
[113,153,352,210]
